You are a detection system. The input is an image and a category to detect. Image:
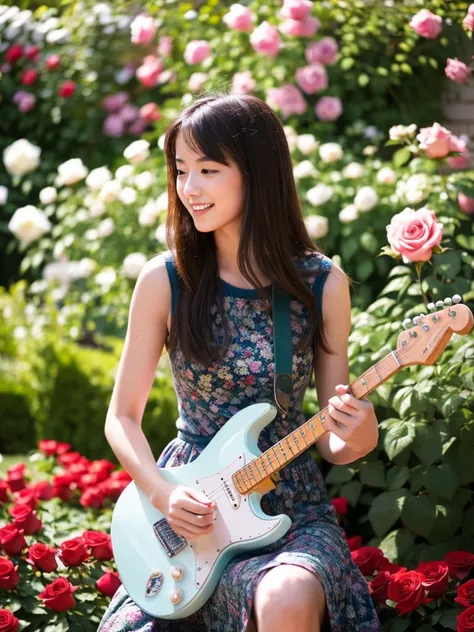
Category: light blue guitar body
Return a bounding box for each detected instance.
[111,402,292,619]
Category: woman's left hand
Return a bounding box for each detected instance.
[326,384,379,456]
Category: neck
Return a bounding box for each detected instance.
[232,350,402,494]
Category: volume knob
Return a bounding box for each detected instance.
[171,566,185,581]
[169,588,182,605]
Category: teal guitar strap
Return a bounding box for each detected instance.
[272,287,293,418]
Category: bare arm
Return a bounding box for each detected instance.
[104,255,175,507]
[314,263,378,464]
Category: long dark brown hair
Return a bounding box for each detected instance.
[164,92,334,366]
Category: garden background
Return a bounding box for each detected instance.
[1,0,474,630]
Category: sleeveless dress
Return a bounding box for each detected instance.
[98,251,381,632]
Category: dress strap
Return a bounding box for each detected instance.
[312,258,332,316]
[164,253,181,316]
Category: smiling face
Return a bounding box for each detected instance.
[174,130,246,235]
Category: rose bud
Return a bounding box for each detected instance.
[82,530,113,561]
[26,542,58,573]
[96,570,121,597]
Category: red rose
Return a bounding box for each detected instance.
[345,535,362,551]
[26,542,58,573]
[82,531,113,560]
[58,80,76,98]
[416,561,449,597]
[5,45,24,64]
[0,480,10,504]
[0,558,20,590]
[59,537,90,567]
[444,550,474,580]
[351,546,385,576]
[0,609,20,632]
[30,481,53,501]
[39,440,60,456]
[101,478,128,502]
[110,470,132,482]
[387,570,427,614]
[24,45,40,61]
[13,488,38,510]
[6,464,26,493]
[331,497,349,516]
[369,570,391,603]
[379,558,407,575]
[139,102,161,122]
[0,525,27,556]
[96,570,121,597]
[458,606,474,632]
[45,54,61,70]
[78,473,100,490]
[79,487,104,509]
[456,579,474,607]
[39,577,78,612]
[21,69,38,86]
[8,504,42,535]
[89,459,115,476]
[52,473,76,502]
[58,452,82,468]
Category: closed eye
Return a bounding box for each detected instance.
[176,169,218,175]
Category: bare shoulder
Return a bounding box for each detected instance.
[130,252,172,324]
[321,260,351,330]
[324,260,349,294]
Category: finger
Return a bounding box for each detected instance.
[184,487,216,510]
[328,396,357,416]
[182,509,216,527]
[171,518,214,538]
[323,414,350,440]
[179,495,215,515]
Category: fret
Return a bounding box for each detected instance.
[285,437,296,456]
[259,457,268,474]
[240,467,253,488]
[306,421,317,441]
[252,458,265,479]
[278,441,288,460]
[266,452,275,472]
[246,463,259,483]
[286,434,300,456]
[299,428,310,447]
[271,446,283,466]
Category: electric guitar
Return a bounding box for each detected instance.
[111,297,473,619]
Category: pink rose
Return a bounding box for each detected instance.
[103,92,129,112]
[103,115,125,137]
[223,4,254,32]
[409,9,442,39]
[157,35,172,57]
[458,193,474,214]
[386,207,443,263]
[232,70,256,95]
[281,0,313,21]
[139,102,161,122]
[296,63,327,94]
[128,119,149,136]
[45,54,61,70]
[188,72,208,92]
[447,134,472,169]
[119,104,139,123]
[463,5,474,31]
[183,40,211,65]
[416,122,452,159]
[21,69,38,86]
[25,45,40,61]
[315,96,343,121]
[266,84,307,118]
[445,58,471,84]
[136,55,163,88]
[250,22,281,58]
[130,14,157,45]
[305,37,338,66]
[280,16,320,37]
[13,91,36,113]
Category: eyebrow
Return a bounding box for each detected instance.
[175,156,216,163]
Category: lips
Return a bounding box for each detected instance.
[191,203,214,212]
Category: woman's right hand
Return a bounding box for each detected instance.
[151,484,217,540]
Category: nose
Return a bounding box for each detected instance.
[182,172,202,199]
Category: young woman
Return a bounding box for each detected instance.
[98,93,381,632]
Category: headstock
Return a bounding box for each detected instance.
[395,295,473,367]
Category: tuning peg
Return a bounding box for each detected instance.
[435,300,444,308]
[402,318,412,329]
[444,297,453,306]
[427,302,436,312]
[412,316,421,325]
[452,294,462,304]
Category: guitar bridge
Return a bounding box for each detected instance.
[153,518,187,558]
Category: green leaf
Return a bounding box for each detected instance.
[392,147,411,168]
[339,480,362,506]
[326,465,356,484]
[422,464,458,501]
[359,461,386,489]
[412,423,442,466]
[383,418,415,460]
[380,275,412,297]
[433,251,462,280]
[356,259,374,281]
[463,505,474,536]
[341,57,355,70]
[387,465,409,490]
[379,528,415,562]
[358,73,370,87]
[402,494,436,539]
[368,490,407,536]
[360,232,379,255]
[430,503,463,542]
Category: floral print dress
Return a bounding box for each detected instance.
[98,251,381,632]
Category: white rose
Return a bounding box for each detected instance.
[123,139,150,164]
[155,223,167,243]
[389,123,417,141]
[115,164,135,182]
[76,209,89,222]
[376,167,397,185]
[354,186,378,212]
[306,183,333,207]
[139,201,159,226]
[3,138,41,177]
[85,228,99,241]
[304,215,328,239]
[134,171,156,190]
[156,191,168,212]
[77,258,96,278]
[405,173,430,204]
[0,185,9,205]
[319,142,343,163]
[283,126,298,153]
[296,134,318,155]
[157,134,166,151]
[119,186,138,205]
[329,171,342,183]
[338,204,359,223]
[123,252,147,279]
[57,158,88,186]
[53,241,67,261]
[43,261,73,285]
[88,197,106,218]
[342,162,365,179]
[8,205,51,246]
[95,267,117,288]
[85,166,113,190]
[13,326,28,341]
[39,186,57,204]
[293,160,317,181]
[99,180,122,203]
[98,218,115,237]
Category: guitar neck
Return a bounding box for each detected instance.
[232,350,402,494]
